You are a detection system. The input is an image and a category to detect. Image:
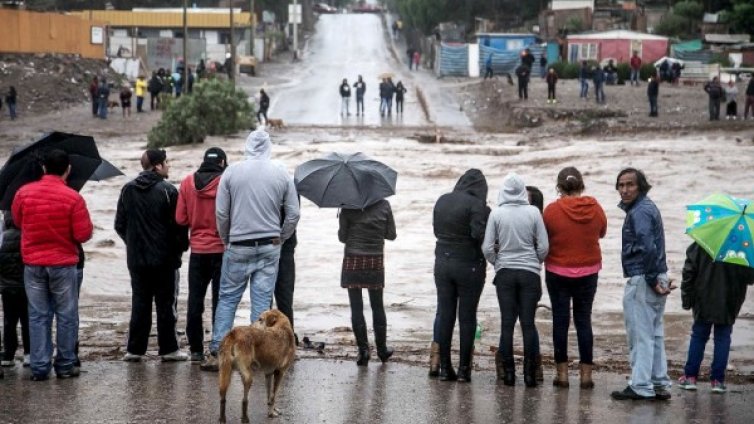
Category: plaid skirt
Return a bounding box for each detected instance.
[341,254,385,289]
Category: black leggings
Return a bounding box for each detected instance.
[547,84,556,100]
[2,288,30,359]
[495,269,542,363]
[435,257,485,366]
[396,99,404,113]
[348,288,386,330]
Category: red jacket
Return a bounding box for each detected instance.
[176,172,225,254]
[543,196,607,268]
[11,175,93,266]
[630,56,642,70]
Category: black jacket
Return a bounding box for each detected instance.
[115,171,188,269]
[647,79,659,97]
[0,216,23,292]
[433,169,490,262]
[395,83,407,101]
[338,199,396,255]
[353,80,366,97]
[339,83,351,98]
[259,92,270,110]
[681,243,754,325]
[515,65,530,81]
[746,79,754,96]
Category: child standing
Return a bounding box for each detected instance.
[0,212,30,368]
[120,85,133,118]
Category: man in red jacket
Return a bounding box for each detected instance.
[176,147,227,362]
[630,50,642,86]
[11,149,93,381]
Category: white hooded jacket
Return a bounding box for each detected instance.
[482,173,549,275]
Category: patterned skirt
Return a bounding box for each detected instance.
[341,254,385,289]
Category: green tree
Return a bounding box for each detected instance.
[654,13,688,37]
[728,1,754,37]
[673,1,704,35]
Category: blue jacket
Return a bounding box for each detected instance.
[618,194,667,287]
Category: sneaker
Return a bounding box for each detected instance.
[56,367,81,379]
[655,387,672,400]
[161,350,189,362]
[711,380,727,393]
[678,375,697,391]
[190,352,205,363]
[30,373,49,382]
[611,386,653,401]
[1,359,14,367]
[200,354,219,372]
[23,355,30,367]
[122,352,142,362]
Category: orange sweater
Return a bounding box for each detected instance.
[543,196,607,268]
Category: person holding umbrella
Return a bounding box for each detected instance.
[339,197,397,366]
[294,152,398,366]
[11,149,93,380]
[678,194,754,393]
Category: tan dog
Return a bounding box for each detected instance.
[107,100,120,110]
[266,118,284,130]
[218,309,296,423]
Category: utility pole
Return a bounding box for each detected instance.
[293,0,299,60]
[229,3,236,84]
[183,0,188,94]
[249,0,255,56]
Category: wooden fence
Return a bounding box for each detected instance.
[0,9,105,59]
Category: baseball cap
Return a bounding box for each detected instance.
[203,147,227,164]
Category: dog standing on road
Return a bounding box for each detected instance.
[266,118,284,130]
[218,309,296,423]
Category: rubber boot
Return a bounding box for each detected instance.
[374,325,393,363]
[580,363,594,389]
[534,353,544,382]
[495,351,505,381]
[553,362,570,388]
[353,324,370,366]
[428,341,440,378]
[501,354,516,386]
[439,355,457,382]
[524,357,538,388]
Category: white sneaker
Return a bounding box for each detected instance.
[1,359,15,367]
[23,354,30,367]
[161,350,189,362]
[122,352,142,362]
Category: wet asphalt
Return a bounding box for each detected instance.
[1,358,752,423]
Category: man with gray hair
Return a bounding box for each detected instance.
[202,129,299,371]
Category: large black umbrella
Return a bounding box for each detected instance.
[294,152,397,209]
[0,132,123,209]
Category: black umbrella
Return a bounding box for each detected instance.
[294,152,397,209]
[0,132,121,209]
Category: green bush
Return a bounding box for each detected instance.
[147,79,254,148]
[640,63,658,81]
[709,53,732,67]
[616,63,631,83]
[548,62,582,79]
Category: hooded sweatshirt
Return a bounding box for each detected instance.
[215,130,300,245]
[482,173,548,275]
[176,162,225,254]
[433,169,490,262]
[543,196,607,275]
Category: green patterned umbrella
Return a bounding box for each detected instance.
[685,193,754,268]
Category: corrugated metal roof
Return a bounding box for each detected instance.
[567,30,668,41]
[67,10,253,28]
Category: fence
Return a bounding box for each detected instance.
[0,9,105,59]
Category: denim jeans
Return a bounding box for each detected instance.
[709,99,721,120]
[623,274,671,397]
[97,98,107,119]
[24,265,79,377]
[356,96,364,114]
[209,243,281,353]
[649,95,658,116]
[434,256,485,366]
[186,253,222,354]
[8,101,16,120]
[630,69,639,85]
[546,271,598,364]
[683,320,733,382]
[580,79,589,98]
[380,97,388,115]
[594,83,605,103]
[494,269,542,363]
[341,97,350,115]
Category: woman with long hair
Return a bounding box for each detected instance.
[543,167,607,389]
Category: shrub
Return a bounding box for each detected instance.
[616,63,631,83]
[147,79,254,148]
[709,53,732,67]
[548,62,582,79]
[640,63,658,81]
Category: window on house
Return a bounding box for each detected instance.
[569,43,598,62]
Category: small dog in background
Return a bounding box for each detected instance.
[218,309,296,423]
[266,118,284,130]
[107,100,120,110]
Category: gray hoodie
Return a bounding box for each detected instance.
[215,129,300,244]
[482,173,548,275]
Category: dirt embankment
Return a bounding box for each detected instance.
[458,76,754,137]
[0,53,125,116]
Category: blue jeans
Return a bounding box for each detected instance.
[683,320,732,382]
[594,83,605,103]
[97,98,108,119]
[24,265,80,377]
[623,274,671,397]
[8,101,17,120]
[580,79,589,98]
[630,69,640,85]
[209,243,281,353]
[341,97,350,115]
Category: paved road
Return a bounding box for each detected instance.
[262,13,469,128]
[1,359,752,423]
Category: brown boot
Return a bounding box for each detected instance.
[428,341,440,378]
[553,362,570,388]
[534,353,544,382]
[580,363,594,389]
